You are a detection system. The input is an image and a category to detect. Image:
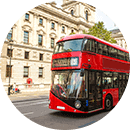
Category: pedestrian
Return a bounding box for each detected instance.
[10,84,13,94]
[15,87,18,93]
[13,82,16,93]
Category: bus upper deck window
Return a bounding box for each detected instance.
[118,50,125,60]
[125,53,129,61]
[83,39,88,51]
[86,40,91,51]
[97,42,102,54]
[102,45,108,55]
[110,48,117,58]
[91,40,96,53]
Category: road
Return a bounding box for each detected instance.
[12,96,109,129]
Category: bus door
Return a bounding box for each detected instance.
[88,71,102,111]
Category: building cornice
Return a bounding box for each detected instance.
[111,34,123,38]
[62,1,77,7]
[6,57,51,64]
[33,4,92,30]
[62,1,95,12]
[4,41,53,53]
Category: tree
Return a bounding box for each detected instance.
[69,32,76,35]
[83,21,116,43]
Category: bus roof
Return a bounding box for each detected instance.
[57,34,129,53]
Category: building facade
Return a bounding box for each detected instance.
[111,29,128,50]
[0,0,96,91]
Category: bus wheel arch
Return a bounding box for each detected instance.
[105,94,113,111]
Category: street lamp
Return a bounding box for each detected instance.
[8,39,13,95]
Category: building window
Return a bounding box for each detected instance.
[25,13,29,21]
[39,18,43,25]
[62,26,65,33]
[23,66,29,77]
[71,10,74,16]
[86,11,88,21]
[38,35,43,46]
[39,67,43,78]
[51,22,55,29]
[7,48,13,57]
[6,65,12,77]
[51,38,54,48]
[7,28,13,40]
[39,53,43,61]
[25,51,29,59]
[24,31,29,43]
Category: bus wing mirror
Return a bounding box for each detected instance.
[80,69,85,77]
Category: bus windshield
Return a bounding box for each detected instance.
[54,39,83,54]
[51,70,85,99]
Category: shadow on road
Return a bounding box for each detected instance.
[50,109,108,119]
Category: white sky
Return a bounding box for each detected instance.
[55,0,118,30]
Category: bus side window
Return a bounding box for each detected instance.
[102,72,113,89]
[86,40,91,51]
[91,40,95,52]
[111,48,117,58]
[94,41,98,53]
[114,49,118,58]
[102,45,108,56]
[91,40,97,53]
[117,50,125,60]
[125,52,129,61]
[113,72,118,88]
[122,51,125,60]
[83,39,87,51]
[108,47,112,57]
[117,50,120,59]
[126,73,129,86]
[97,42,102,54]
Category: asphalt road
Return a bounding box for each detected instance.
[12,96,109,129]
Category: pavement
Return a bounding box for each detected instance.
[7,88,50,102]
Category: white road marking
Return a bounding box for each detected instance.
[16,101,48,108]
[43,104,49,107]
[13,99,48,105]
[23,112,34,116]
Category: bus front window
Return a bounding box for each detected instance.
[51,70,85,99]
[54,39,83,54]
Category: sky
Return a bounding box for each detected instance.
[55,0,118,31]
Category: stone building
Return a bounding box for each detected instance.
[0,0,96,91]
[111,29,128,50]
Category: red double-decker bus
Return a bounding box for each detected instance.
[49,34,130,113]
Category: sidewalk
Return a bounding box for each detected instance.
[7,88,50,102]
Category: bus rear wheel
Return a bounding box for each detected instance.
[105,95,113,111]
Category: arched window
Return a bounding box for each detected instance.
[71,10,74,16]
[86,11,88,21]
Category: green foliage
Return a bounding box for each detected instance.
[69,32,76,35]
[83,21,116,43]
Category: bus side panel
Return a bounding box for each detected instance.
[102,88,119,109]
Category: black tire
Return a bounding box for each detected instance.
[105,95,113,111]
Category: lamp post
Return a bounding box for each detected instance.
[8,39,13,95]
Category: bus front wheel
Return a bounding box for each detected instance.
[105,95,113,111]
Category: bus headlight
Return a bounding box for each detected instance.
[71,57,79,66]
[75,100,81,109]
